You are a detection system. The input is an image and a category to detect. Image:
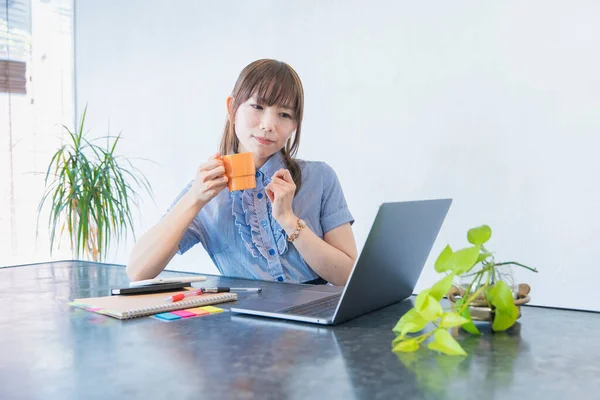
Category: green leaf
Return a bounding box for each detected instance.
[488,281,515,312]
[440,312,469,328]
[435,245,453,272]
[429,273,455,301]
[391,334,405,347]
[415,292,442,321]
[461,320,481,335]
[467,225,492,245]
[435,245,481,275]
[392,338,420,353]
[492,307,519,331]
[477,252,492,264]
[488,281,519,331]
[392,308,429,336]
[455,299,480,335]
[394,310,427,335]
[450,245,481,275]
[427,329,467,356]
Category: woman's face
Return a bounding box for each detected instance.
[228,95,297,166]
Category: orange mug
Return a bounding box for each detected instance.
[221,152,256,191]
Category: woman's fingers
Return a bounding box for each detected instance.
[271,175,291,187]
[273,169,288,181]
[269,179,291,195]
[266,169,296,205]
[266,180,285,195]
[191,153,228,203]
[272,169,295,188]
[280,169,294,184]
[202,165,226,182]
[265,184,276,203]
[199,153,224,171]
[199,158,224,172]
[206,174,228,188]
[265,189,274,203]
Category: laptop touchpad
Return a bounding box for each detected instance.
[235,290,334,313]
[273,290,334,309]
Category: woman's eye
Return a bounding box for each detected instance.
[251,104,264,110]
[280,113,292,119]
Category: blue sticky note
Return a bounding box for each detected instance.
[155,312,181,321]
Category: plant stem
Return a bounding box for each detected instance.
[460,269,483,278]
[456,267,486,314]
[494,261,538,273]
[415,329,437,344]
[458,270,491,315]
[462,269,483,299]
[463,266,490,299]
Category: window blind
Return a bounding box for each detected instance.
[1,0,31,94]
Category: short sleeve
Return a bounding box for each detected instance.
[319,162,354,234]
[166,181,205,255]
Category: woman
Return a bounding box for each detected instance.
[127,59,357,286]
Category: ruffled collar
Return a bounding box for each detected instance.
[230,151,288,259]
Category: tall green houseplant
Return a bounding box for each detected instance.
[38,107,153,261]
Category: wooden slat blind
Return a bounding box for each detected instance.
[1,0,31,94]
[0,59,27,94]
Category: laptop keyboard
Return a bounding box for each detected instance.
[279,294,342,318]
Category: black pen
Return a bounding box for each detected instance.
[201,287,262,293]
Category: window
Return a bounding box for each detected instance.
[1,0,74,266]
[1,0,30,94]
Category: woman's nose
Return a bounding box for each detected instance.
[260,110,276,132]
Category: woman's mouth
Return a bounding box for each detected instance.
[253,135,274,145]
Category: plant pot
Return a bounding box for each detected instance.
[447,283,531,321]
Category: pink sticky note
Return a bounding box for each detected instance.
[171,310,196,318]
[185,308,210,316]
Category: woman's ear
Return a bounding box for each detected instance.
[226,96,235,122]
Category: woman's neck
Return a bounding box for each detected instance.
[237,144,273,170]
[253,155,269,169]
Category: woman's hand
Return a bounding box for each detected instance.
[191,153,228,205]
[265,168,297,230]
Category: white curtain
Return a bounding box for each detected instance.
[1,0,74,267]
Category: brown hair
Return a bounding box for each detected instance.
[219,59,304,193]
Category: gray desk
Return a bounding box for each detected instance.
[0,261,598,400]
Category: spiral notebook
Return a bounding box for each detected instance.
[69,289,237,320]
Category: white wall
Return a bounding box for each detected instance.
[75,0,600,311]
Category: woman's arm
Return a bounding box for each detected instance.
[280,218,357,286]
[126,191,204,281]
[266,168,358,286]
[126,155,228,281]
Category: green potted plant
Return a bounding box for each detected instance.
[37,106,153,261]
[391,225,538,356]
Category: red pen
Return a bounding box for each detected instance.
[163,288,203,303]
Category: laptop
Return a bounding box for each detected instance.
[230,199,452,325]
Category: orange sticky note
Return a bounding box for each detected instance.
[185,308,210,316]
[198,306,224,314]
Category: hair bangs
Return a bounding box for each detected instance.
[240,63,301,118]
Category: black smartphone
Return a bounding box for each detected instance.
[110,282,188,296]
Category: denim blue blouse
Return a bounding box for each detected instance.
[168,151,354,283]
